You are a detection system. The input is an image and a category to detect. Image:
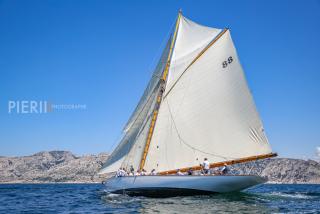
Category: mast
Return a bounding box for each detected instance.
[139,11,182,170]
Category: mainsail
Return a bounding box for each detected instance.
[99,13,274,175]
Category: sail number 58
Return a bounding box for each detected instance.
[222,56,233,68]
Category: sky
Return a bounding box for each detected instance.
[0,0,319,159]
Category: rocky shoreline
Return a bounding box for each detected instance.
[0,151,319,184]
[0,151,109,183]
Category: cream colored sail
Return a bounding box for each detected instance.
[121,86,161,170]
[143,16,272,172]
[98,37,172,174]
[165,16,221,92]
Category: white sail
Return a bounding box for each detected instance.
[99,156,126,175]
[123,36,172,134]
[166,16,222,92]
[144,16,272,172]
[98,37,172,174]
[121,86,160,170]
[98,88,158,174]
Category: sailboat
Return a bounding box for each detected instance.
[99,11,277,197]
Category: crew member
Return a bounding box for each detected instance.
[116,168,127,177]
[202,158,210,174]
[220,163,229,175]
[187,168,193,175]
[150,169,157,175]
[176,169,184,175]
[130,165,134,174]
[141,169,147,176]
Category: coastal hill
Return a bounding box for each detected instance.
[0,151,109,183]
[0,151,319,184]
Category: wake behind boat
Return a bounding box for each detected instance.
[99,11,277,197]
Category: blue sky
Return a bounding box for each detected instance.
[0,0,319,159]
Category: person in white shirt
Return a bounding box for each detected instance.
[116,168,121,177]
[150,169,157,175]
[202,158,210,175]
[116,168,127,177]
[141,169,147,176]
[176,169,184,175]
[123,168,128,176]
[135,169,141,176]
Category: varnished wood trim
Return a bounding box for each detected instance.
[159,152,277,175]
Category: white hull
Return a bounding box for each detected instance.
[104,175,266,197]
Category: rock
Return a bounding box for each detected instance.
[0,151,109,183]
[229,158,320,184]
[0,152,319,183]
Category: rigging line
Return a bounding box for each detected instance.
[122,104,157,168]
[122,19,177,133]
[123,81,161,132]
[110,102,157,168]
[132,88,160,141]
[165,99,237,161]
[106,131,125,157]
[123,29,173,132]
[122,17,176,129]
[175,64,193,113]
[163,28,229,100]
[109,85,160,167]
[145,17,178,80]
[122,98,159,166]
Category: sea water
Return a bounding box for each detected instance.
[0,184,319,213]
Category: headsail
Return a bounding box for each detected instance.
[143,15,273,172]
[98,36,172,174]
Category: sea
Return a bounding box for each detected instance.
[0,184,319,213]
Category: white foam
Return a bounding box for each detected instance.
[267,192,313,199]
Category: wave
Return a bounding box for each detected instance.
[100,191,142,204]
[263,192,316,199]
